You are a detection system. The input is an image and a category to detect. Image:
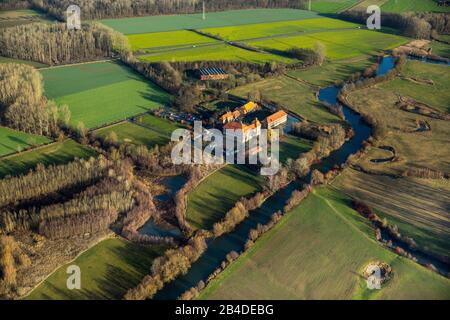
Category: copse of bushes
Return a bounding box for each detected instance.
[0,235,30,290]
[285,42,326,66]
[124,235,207,300]
[212,192,267,238]
[283,185,312,214]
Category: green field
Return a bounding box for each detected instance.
[200,18,359,42]
[431,41,450,58]
[128,30,218,52]
[279,135,313,163]
[41,62,171,129]
[247,29,408,61]
[351,0,389,11]
[288,55,374,86]
[134,114,183,136]
[0,126,50,157]
[101,9,319,34]
[26,238,164,300]
[95,122,169,149]
[382,0,450,13]
[187,165,263,230]
[0,56,47,68]
[381,60,450,113]
[0,139,97,178]
[138,43,294,64]
[230,76,341,124]
[311,0,359,13]
[199,187,450,300]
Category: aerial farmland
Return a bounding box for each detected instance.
[0,0,449,309]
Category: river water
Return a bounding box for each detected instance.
[153,56,448,299]
[154,70,375,300]
[138,175,187,239]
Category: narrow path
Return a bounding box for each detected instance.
[136,27,364,58]
[284,72,320,89]
[38,58,117,70]
[314,190,378,244]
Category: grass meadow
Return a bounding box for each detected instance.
[0,126,50,157]
[287,55,375,86]
[335,60,450,258]
[41,62,171,129]
[134,114,184,136]
[334,170,450,260]
[230,76,341,124]
[431,41,450,58]
[94,122,169,149]
[200,17,359,41]
[26,238,165,300]
[187,165,263,230]
[247,29,408,60]
[101,9,319,34]
[383,60,450,113]
[199,187,450,300]
[279,135,313,164]
[0,139,97,178]
[138,43,294,64]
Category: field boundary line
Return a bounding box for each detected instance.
[284,72,320,89]
[88,110,155,133]
[234,27,363,44]
[0,140,61,161]
[344,0,366,13]
[131,118,174,137]
[21,232,116,299]
[39,58,118,70]
[314,189,377,244]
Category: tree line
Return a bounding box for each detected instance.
[0,22,128,66]
[212,191,266,238]
[0,156,109,211]
[124,234,207,300]
[338,10,449,39]
[38,208,118,239]
[0,0,29,10]
[31,0,300,20]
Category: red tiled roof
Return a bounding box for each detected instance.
[266,110,287,124]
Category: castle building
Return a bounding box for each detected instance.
[223,118,261,143]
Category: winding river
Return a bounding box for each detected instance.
[153,56,448,299]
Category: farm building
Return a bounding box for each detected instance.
[219,101,258,124]
[223,118,261,143]
[266,110,288,129]
[240,101,258,114]
[196,68,229,80]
